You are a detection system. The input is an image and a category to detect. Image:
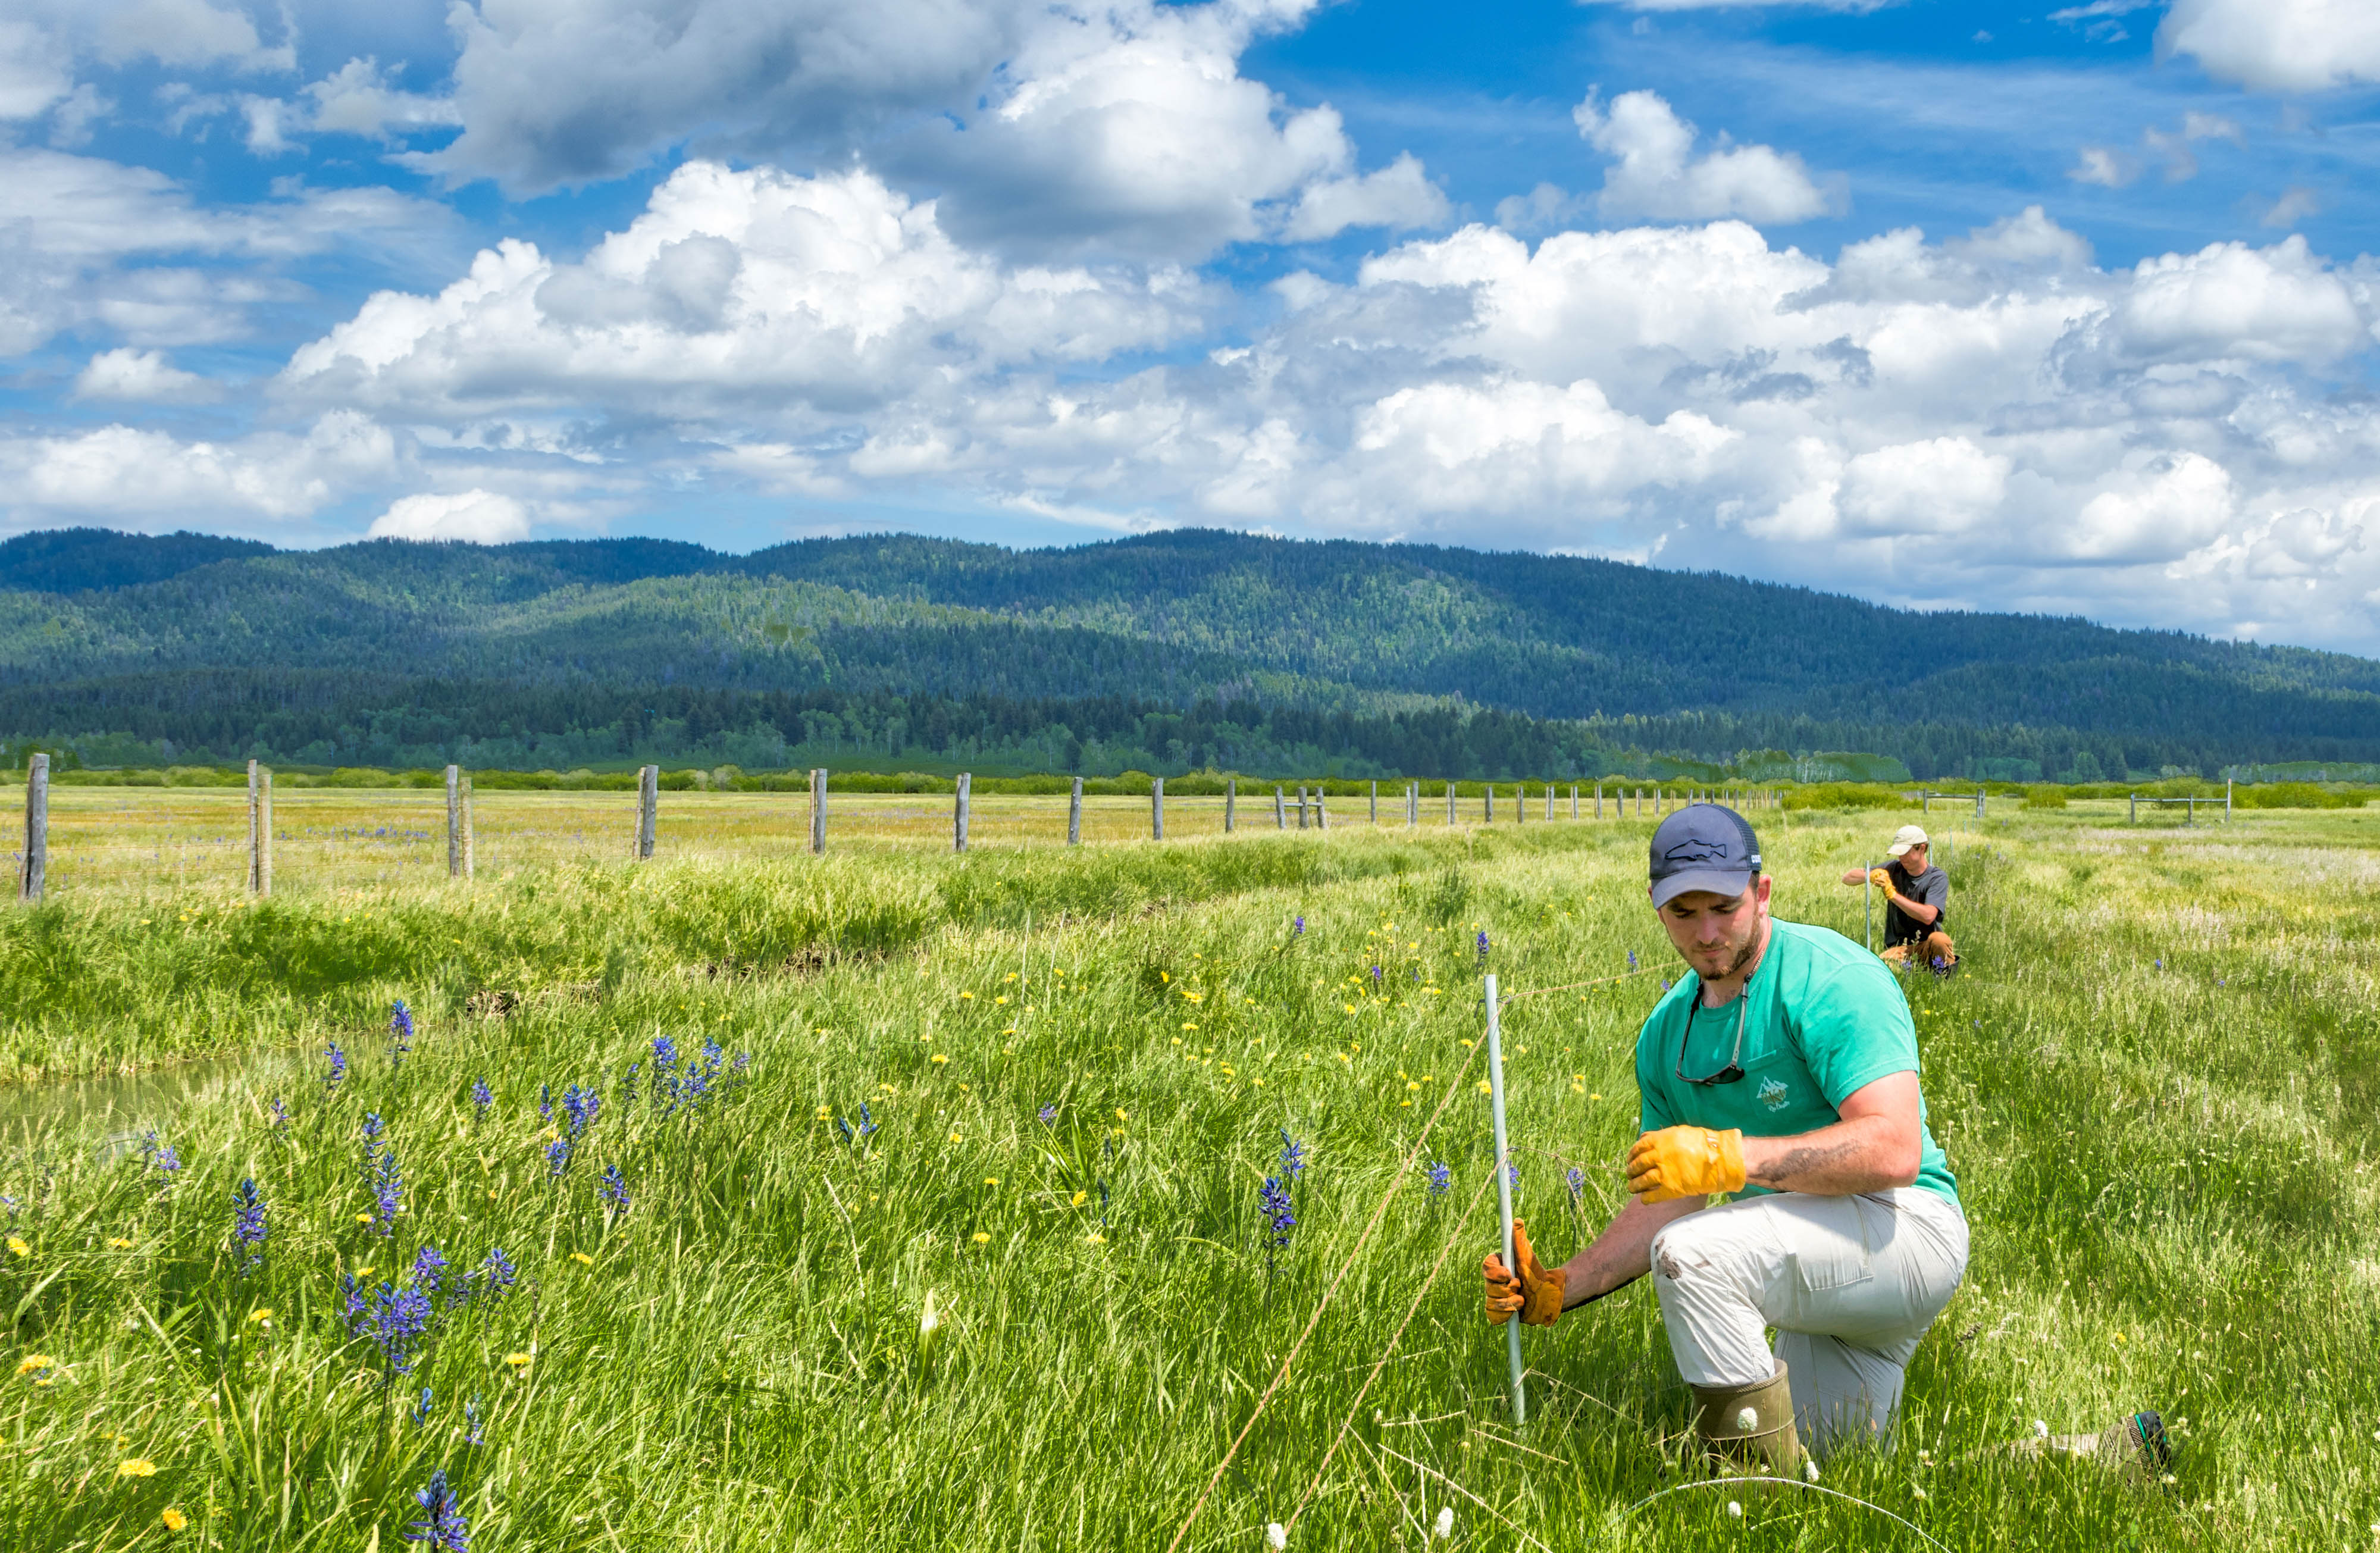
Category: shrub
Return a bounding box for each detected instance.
[2022,787,2068,809]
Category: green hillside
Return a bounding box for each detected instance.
[4,527,2378,781]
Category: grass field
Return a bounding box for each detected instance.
[0,797,2373,1551]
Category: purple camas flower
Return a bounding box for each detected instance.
[1278,1130,1307,1189]
[856,1102,877,1138]
[390,1000,414,1067]
[1258,1176,1295,1275]
[650,1035,679,1073]
[325,1043,347,1089]
[1292,915,1304,935]
[1507,1162,1520,1189]
[538,1084,552,1123]
[411,1245,450,1302]
[471,1079,492,1119]
[1627,949,1638,972]
[834,1114,853,1145]
[546,1138,571,1178]
[1566,1167,1584,1203]
[231,1177,267,1273]
[599,1164,629,1213]
[475,1248,518,1305]
[412,1385,434,1428]
[346,1273,436,1376]
[270,1097,290,1134]
[619,1064,639,1104]
[464,1396,484,1447]
[1427,1161,1451,1198]
[1371,965,1382,988]
[1475,931,1490,963]
[364,1113,402,1235]
[1038,1104,1057,1125]
[405,1467,470,1553]
[561,1085,597,1138]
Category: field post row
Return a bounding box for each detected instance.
[247,758,273,897]
[17,751,46,903]
[634,765,658,859]
[444,763,475,881]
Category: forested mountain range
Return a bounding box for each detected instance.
[5,527,2379,782]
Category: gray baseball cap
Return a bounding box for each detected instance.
[1648,803,1763,908]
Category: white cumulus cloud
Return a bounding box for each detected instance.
[1573,89,1832,224]
[368,489,533,543]
[73,347,220,402]
[2159,0,2380,92]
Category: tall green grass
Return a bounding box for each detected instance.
[1,807,2374,1549]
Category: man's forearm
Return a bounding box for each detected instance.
[1554,1195,1701,1306]
[1740,1114,1918,1195]
[1886,892,1938,925]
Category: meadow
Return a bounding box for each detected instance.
[0,793,2373,1551]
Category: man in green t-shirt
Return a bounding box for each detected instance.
[1482,803,1969,1473]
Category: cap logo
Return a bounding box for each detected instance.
[1662,839,1731,866]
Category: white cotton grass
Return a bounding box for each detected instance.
[1735,1407,1758,1432]
[2033,1419,2049,1438]
[1803,1459,1820,1483]
[1726,1500,1743,1518]
[1433,1505,1454,1539]
[1265,1523,1287,1549]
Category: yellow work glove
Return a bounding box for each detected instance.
[1626,1126,1747,1203]
[1481,1217,1565,1326]
[1868,868,1894,891]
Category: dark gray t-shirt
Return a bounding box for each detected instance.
[1885,862,1947,947]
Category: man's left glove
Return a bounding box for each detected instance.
[1868,868,1894,891]
[1626,1126,1747,1203]
[1481,1218,1565,1326]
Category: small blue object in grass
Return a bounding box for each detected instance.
[619,1063,640,1104]
[1279,1130,1307,1188]
[1476,932,1490,963]
[1565,1167,1584,1203]
[405,1467,470,1553]
[546,1138,571,1178]
[390,1001,414,1066]
[538,1084,553,1123]
[1627,949,1638,972]
[231,1177,267,1273]
[1371,965,1381,988]
[364,1113,402,1236]
[411,1245,450,1302]
[412,1385,434,1428]
[138,1131,182,1176]
[269,1097,289,1134]
[834,1114,854,1145]
[1427,1161,1451,1198]
[857,1103,878,1138]
[1258,1175,1296,1279]
[325,1043,348,1090]
[599,1164,630,1213]
[471,1078,491,1119]
[464,1396,484,1447]
[474,1248,518,1305]
[345,1273,436,1377]
[1293,915,1304,935]
[1038,1103,1057,1124]
[561,1084,599,1138]
[1507,1162,1520,1189]
[2155,959,2165,970]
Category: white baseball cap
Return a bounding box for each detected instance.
[1886,824,1929,858]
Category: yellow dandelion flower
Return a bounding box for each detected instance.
[950,1132,964,1143]
[984,1177,1000,1186]
[17,1355,54,1376]
[1114,1108,1128,1122]
[1182,1022,1198,1032]
[972,1232,991,1245]
[1085,1232,1106,1244]
[569,1251,594,1266]
[1590,1092,1602,1101]
[1476,1081,1492,1094]
[1071,1190,1088,1207]
[957,1082,971,1092]
[248,1309,271,1327]
[994,995,1008,1005]
[1004,972,1018,982]
[816,1105,832,1120]
[353,1267,374,1283]
[117,1458,157,1478]
[1400,1099,1413,1109]
[931,1053,950,1064]
[355,1213,374,1225]
[108,1237,134,1250]
[5,1236,27,1256]
[162,1508,187,1532]
[504,1352,532,1371]
[959,991,975,1000]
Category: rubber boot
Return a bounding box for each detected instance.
[1690,1364,1806,1480]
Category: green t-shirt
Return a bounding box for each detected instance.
[1634,919,1959,1204]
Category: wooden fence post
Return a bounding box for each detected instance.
[1317,787,1329,830]
[1485,784,1495,824]
[1514,784,1524,824]
[1595,782,1602,820]
[1407,781,1417,828]
[955,772,971,853]
[1275,785,1286,828]
[1223,777,1235,834]
[1070,776,1084,846]
[1297,784,1309,830]
[462,771,475,879]
[446,764,465,879]
[810,769,827,854]
[1152,776,1164,840]
[248,759,273,895]
[635,765,657,859]
[1446,781,1456,825]
[18,752,46,904]
[2128,792,2137,824]
[1569,784,1577,820]
[1370,780,1377,825]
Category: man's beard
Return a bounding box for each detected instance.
[1697,928,1760,984]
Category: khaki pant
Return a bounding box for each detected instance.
[1880,930,1957,966]
[1648,1187,1968,1455]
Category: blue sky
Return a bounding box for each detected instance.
[4,0,2379,649]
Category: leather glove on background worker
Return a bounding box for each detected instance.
[1481,1218,1565,1326]
[1626,1126,1746,1203]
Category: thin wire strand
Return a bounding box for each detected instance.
[1283,1164,1496,1533]
[1161,1029,1488,1553]
[1498,966,1656,1002]
[1624,1477,1952,1552]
